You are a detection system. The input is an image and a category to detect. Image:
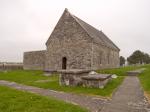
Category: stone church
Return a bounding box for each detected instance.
[23,9,120,71]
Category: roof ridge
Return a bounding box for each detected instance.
[71,14,119,50]
[46,9,120,51]
[100,31,120,50]
[72,15,107,45]
[71,14,94,39]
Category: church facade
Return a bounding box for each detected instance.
[23,9,120,71]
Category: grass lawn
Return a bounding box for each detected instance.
[97,65,142,76]
[139,64,150,95]
[0,85,87,112]
[0,66,141,97]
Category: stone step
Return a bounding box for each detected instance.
[126,68,146,76]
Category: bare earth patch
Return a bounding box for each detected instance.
[35,79,52,83]
[144,92,150,105]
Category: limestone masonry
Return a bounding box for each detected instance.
[23,9,120,70]
[23,50,45,70]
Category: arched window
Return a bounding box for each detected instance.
[62,57,67,69]
[99,51,103,65]
[107,52,110,64]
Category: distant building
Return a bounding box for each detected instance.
[23,9,120,70]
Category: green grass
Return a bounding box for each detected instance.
[32,75,124,97]
[97,66,142,76]
[0,85,87,112]
[0,66,141,97]
[139,64,150,94]
[0,65,148,112]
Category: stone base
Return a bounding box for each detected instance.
[57,69,91,86]
[82,74,112,88]
[126,68,146,76]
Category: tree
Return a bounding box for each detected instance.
[127,50,150,65]
[143,53,150,64]
[127,50,144,64]
[120,56,125,66]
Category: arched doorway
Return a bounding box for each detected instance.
[62,57,67,69]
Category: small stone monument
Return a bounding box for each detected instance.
[58,69,112,88]
[82,74,112,88]
[57,69,91,86]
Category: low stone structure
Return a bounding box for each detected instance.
[82,74,112,88]
[0,63,23,70]
[58,69,91,86]
[58,69,112,88]
[23,50,46,70]
[127,68,146,76]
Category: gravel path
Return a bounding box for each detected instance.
[0,80,107,112]
[100,76,150,112]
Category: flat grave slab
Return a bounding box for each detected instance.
[57,69,91,86]
[82,74,112,88]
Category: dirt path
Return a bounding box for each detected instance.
[100,76,150,112]
[0,80,107,112]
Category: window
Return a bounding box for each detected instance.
[107,52,110,64]
[99,52,103,65]
[62,57,67,69]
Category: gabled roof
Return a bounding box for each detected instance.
[46,9,120,51]
[71,13,120,51]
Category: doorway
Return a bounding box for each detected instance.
[62,57,67,69]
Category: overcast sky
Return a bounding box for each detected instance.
[0,0,150,62]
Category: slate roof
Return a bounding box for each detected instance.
[71,14,120,51]
[46,9,120,51]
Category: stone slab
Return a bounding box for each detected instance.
[82,74,111,81]
[57,69,91,74]
[127,68,146,76]
[59,69,90,86]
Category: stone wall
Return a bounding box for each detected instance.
[0,63,23,70]
[23,50,46,70]
[45,9,120,71]
[92,42,120,69]
[45,10,92,70]
[23,9,120,71]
